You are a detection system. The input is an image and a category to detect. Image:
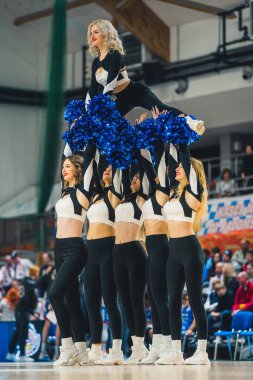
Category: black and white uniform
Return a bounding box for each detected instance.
[113,166,149,338]
[49,143,95,342]
[139,145,171,337]
[86,50,184,116]
[84,171,122,343]
[163,143,207,340]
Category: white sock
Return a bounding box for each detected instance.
[112,339,122,352]
[131,335,136,346]
[172,340,181,351]
[91,344,102,353]
[75,342,87,353]
[135,336,144,348]
[152,334,162,348]
[162,335,172,349]
[41,343,47,353]
[197,340,207,352]
[61,337,73,348]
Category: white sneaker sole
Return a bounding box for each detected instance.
[185,359,210,365]
[156,359,185,365]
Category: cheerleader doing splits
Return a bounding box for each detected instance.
[49,142,96,366]
[86,19,205,135]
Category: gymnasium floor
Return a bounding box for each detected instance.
[0,362,252,380]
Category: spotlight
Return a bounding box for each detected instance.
[175,78,189,94]
[242,66,253,80]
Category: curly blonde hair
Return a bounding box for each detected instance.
[87,19,125,57]
[175,157,208,232]
[63,155,84,189]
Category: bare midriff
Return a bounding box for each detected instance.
[167,220,195,238]
[115,222,141,244]
[144,220,168,236]
[56,218,84,238]
[87,223,115,240]
[113,78,130,94]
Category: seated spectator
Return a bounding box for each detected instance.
[242,251,253,271]
[204,279,221,313]
[209,262,224,290]
[207,250,222,279]
[182,292,196,336]
[223,263,239,297]
[246,263,253,282]
[208,284,234,336]
[232,272,253,316]
[232,239,250,273]
[241,145,253,193]
[216,168,235,198]
[202,249,213,283]
[0,288,19,321]
[222,249,232,263]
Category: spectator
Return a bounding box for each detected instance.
[232,272,253,316]
[10,251,33,282]
[37,252,55,298]
[242,251,253,271]
[0,256,13,292]
[202,249,213,283]
[208,284,234,336]
[207,250,222,279]
[204,279,221,313]
[39,306,61,361]
[181,292,196,336]
[241,145,253,193]
[0,288,19,321]
[209,262,224,290]
[223,263,238,297]
[232,240,250,272]
[222,249,232,263]
[6,265,40,362]
[216,168,235,198]
[246,263,253,282]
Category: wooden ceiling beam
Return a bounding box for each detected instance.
[14,0,93,26]
[97,0,171,62]
[159,0,236,19]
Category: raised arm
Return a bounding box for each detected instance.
[177,143,203,201]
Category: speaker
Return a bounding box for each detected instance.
[142,61,162,85]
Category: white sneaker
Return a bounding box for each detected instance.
[156,349,184,365]
[140,345,160,364]
[124,345,147,365]
[95,349,124,365]
[88,348,103,364]
[185,116,205,135]
[19,356,34,362]
[6,353,18,362]
[185,350,210,365]
[70,350,89,366]
[53,345,78,366]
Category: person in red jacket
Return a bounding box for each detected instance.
[232,272,253,316]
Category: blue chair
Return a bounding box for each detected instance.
[214,311,253,360]
[237,329,253,360]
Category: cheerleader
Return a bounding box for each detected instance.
[112,163,149,364]
[84,157,124,365]
[86,19,204,133]
[49,142,96,366]
[158,143,209,365]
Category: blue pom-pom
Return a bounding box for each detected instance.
[64,99,86,125]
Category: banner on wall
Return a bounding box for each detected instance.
[198,194,253,251]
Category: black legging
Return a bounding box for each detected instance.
[113,241,147,337]
[115,81,183,116]
[166,235,207,340]
[9,309,29,356]
[146,234,170,336]
[49,237,88,341]
[84,237,122,344]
